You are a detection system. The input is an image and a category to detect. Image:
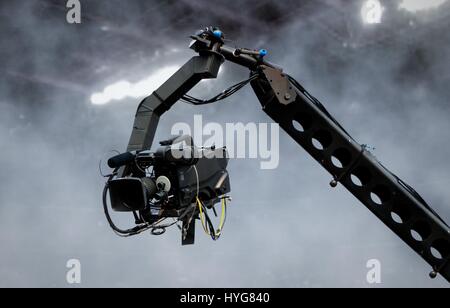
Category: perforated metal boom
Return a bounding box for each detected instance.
[251,65,450,283]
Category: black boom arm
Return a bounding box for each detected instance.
[121,27,450,282]
[252,65,450,282]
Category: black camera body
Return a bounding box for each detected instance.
[107,139,230,226]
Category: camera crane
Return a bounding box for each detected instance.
[103,27,450,282]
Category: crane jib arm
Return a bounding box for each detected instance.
[120,28,450,282]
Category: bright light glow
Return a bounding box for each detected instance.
[399,0,448,12]
[361,0,384,24]
[91,66,180,105]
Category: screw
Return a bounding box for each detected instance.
[330,179,338,188]
[429,271,438,279]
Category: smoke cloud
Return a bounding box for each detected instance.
[0,0,449,287]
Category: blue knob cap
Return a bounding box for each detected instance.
[259,49,268,57]
[213,30,223,39]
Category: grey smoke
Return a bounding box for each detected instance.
[0,0,449,287]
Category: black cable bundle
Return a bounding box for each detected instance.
[181,74,259,105]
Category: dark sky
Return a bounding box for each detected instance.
[0,0,449,287]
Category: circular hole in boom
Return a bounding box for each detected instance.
[292,120,305,133]
[350,166,371,187]
[391,203,411,224]
[370,185,391,206]
[292,113,312,133]
[370,193,382,205]
[410,221,431,242]
[312,138,324,150]
[311,130,332,151]
[391,212,403,224]
[331,157,343,168]
[331,148,352,169]
[430,239,450,260]
[351,174,363,187]
[411,230,423,242]
[431,248,443,260]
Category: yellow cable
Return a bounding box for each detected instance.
[196,196,227,239]
[215,198,226,237]
[197,197,210,235]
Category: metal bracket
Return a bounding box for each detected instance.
[260,66,297,105]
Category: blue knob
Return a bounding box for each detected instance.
[259,49,268,57]
[213,30,223,39]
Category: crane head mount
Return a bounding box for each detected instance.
[102,27,450,283]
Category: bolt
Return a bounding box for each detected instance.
[429,271,438,279]
[330,179,338,188]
